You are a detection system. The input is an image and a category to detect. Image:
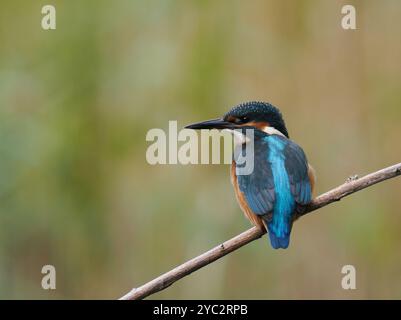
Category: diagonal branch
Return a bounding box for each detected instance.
[119,162,401,300]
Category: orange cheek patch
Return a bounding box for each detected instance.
[244,121,269,131]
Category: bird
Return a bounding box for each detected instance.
[185,101,315,249]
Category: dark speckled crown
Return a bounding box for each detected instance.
[224,101,289,138]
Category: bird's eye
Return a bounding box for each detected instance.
[235,116,249,124]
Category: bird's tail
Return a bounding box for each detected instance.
[267,226,290,249]
[263,219,292,249]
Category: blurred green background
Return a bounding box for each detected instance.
[0,0,400,299]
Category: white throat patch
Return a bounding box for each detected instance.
[223,129,250,145]
[262,126,286,137]
[224,126,285,146]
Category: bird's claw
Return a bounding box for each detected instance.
[346,174,359,182]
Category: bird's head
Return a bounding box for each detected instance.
[185,101,289,138]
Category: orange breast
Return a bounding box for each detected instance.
[308,164,316,196]
[230,161,265,228]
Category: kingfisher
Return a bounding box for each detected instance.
[185,101,315,249]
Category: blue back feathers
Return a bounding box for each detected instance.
[236,132,311,249]
[265,136,295,249]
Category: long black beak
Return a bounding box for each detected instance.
[185,118,237,130]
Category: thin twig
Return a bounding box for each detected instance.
[119,162,401,300]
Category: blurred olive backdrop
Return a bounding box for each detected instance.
[0,0,400,299]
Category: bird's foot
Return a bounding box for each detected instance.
[346,174,359,182]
